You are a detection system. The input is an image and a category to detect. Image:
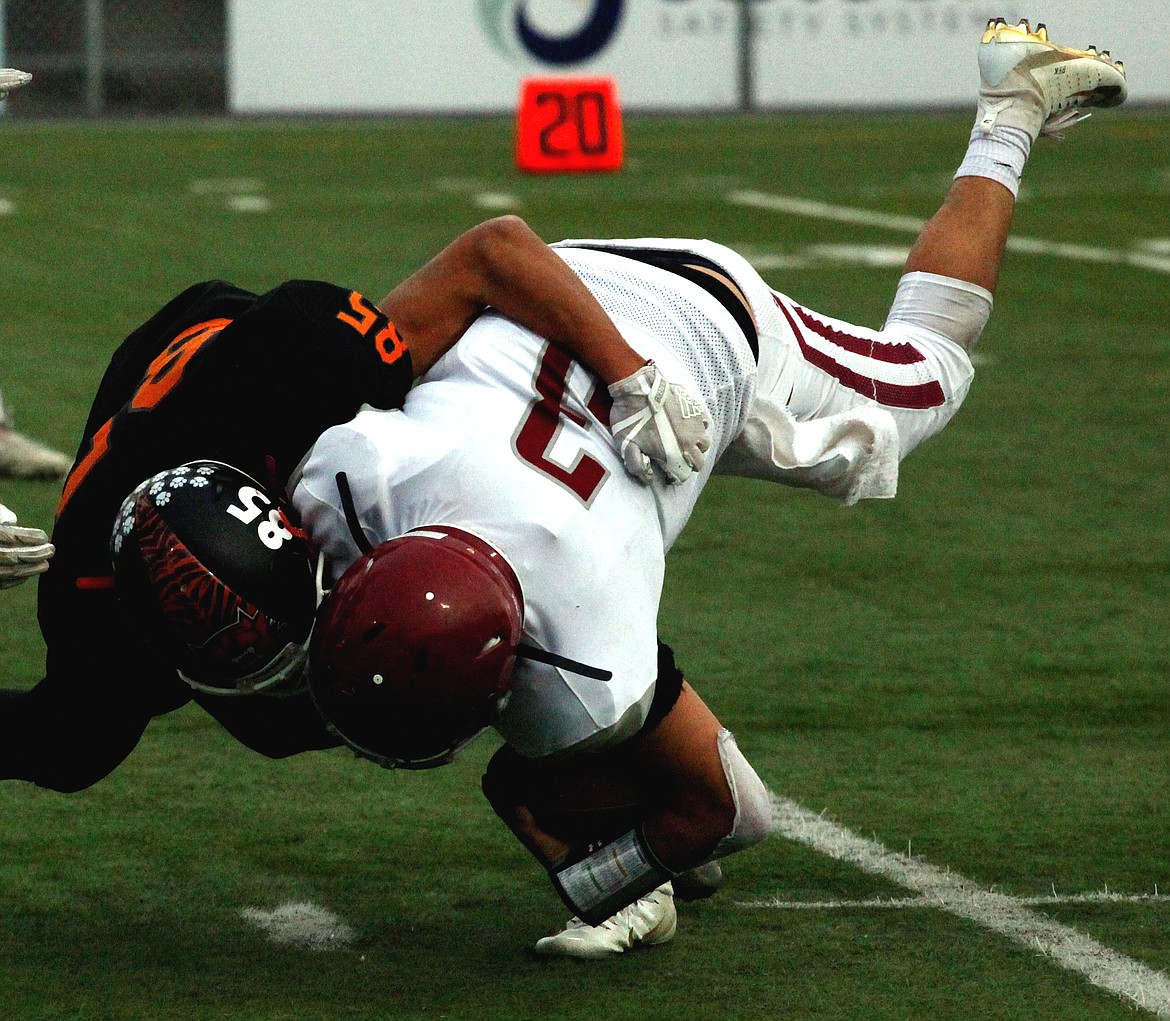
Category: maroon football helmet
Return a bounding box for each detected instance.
[111,460,318,696]
[308,526,523,769]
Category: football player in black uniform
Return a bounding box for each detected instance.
[0,215,706,792]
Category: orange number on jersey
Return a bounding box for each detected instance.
[131,319,230,411]
[374,321,407,365]
[57,418,112,514]
[337,291,379,335]
[338,291,407,367]
[56,318,230,517]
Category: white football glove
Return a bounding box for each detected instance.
[0,503,54,589]
[608,361,711,485]
[0,68,32,101]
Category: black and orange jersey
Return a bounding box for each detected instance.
[38,278,412,692]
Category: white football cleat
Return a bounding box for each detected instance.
[0,68,32,101]
[534,883,677,959]
[0,426,72,479]
[977,18,1128,140]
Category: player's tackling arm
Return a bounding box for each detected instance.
[377,215,645,382]
[378,216,712,483]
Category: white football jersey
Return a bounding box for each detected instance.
[294,238,974,757]
[293,251,757,758]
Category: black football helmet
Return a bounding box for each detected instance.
[110,460,318,696]
[308,526,523,769]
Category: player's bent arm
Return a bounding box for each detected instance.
[377,215,647,382]
[380,216,712,484]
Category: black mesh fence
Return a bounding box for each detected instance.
[3,0,224,116]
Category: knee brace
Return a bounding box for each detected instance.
[711,729,774,859]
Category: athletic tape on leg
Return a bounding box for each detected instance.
[551,827,673,926]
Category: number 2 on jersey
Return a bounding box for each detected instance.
[512,344,610,506]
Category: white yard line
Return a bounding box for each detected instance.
[750,795,1170,1018]
[472,191,522,210]
[728,191,1170,275]
[190,177,270,213]
[730,192,928,233]
[740,892,1170,910]
[224,194,271,213]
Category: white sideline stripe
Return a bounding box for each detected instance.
[728,191,1170,275]
[764,795,1170,1018]
[740,892,1170,910]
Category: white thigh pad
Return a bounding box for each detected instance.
[884,271,992,355]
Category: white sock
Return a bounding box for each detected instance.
[953,123,1032,197]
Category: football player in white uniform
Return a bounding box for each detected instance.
[293,19,1127,958]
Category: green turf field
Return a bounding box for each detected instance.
[1,108,1168,1020]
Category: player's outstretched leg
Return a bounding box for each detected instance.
[0,67,33,100]
[0,392,72,479]
[0,427,72,478]
[904,18,1129,296]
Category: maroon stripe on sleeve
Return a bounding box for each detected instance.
[793,304,926,364]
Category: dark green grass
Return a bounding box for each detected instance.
[1,109,1168,1019]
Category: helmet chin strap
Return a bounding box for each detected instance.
[514,644,612,682]
[335,471,373,554]
[177,639,310,698]
[312,549,330,608]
